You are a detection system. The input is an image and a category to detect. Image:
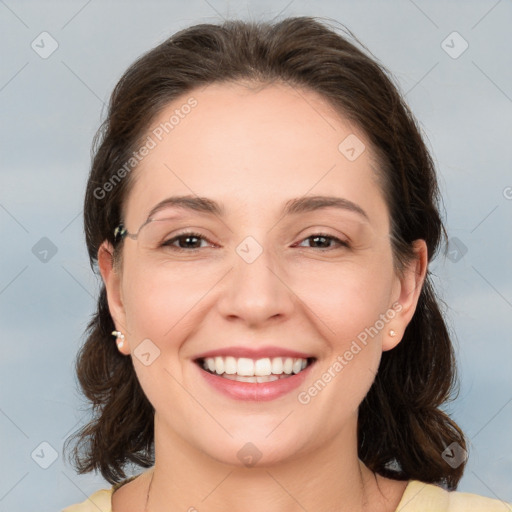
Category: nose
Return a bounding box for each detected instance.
[216,238,295,328]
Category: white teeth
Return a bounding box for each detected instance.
[254,358,272,376]
[224,356,237,375]
[214,356,224,374]
[237,357,254,376]
[201,356,310,377]
[222,374,283,383]
[292,359,303,374]
[256,375,280,383]
[271,357,283,374]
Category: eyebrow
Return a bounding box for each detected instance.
[146,194,369,221]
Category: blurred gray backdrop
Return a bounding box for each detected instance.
[0,1,511,510]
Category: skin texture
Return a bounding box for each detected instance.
[99,82,427,512]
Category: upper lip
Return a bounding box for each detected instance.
[193,346,315,361]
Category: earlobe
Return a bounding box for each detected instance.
[111,330,130,356]
[382,328,402,352]
[383,239,428,352]
[382,328,401,351]
[98,241,130,355]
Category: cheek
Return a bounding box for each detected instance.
[291,256,396,407]
[120,259,210,405]
[292,256,395,341]
[292,266,393,419]
[121,253,217,339]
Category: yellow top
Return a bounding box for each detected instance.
[62,478,511,511]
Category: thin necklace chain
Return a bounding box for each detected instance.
[144,470,155,511]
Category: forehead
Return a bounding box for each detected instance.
[123,81,388,231]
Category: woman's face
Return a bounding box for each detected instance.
[100,82,425,467]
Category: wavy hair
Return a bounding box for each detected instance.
[65,16,466,489]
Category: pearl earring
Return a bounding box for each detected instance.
[389,330,397,337]
[112,330,125,349]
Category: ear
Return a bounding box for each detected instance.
[97,241,130,355]
[383,239,428,351]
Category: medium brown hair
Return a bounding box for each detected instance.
[65,16,466,489]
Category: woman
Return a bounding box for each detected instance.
[63,16,509,511]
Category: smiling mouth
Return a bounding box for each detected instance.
[195,356,316,383]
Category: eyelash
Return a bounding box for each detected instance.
[162,231,349,252]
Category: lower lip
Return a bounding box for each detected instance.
[195,360,315,401]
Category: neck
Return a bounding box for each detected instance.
[145,413,396,512]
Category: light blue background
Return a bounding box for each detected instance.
[1,1,511,510]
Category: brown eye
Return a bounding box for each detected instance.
[162,231,213,251]
[297,233,349,250]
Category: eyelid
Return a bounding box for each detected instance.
[298,226,351,244]
[295,232,350,249]
[162,230,218,250]
[162,229,350,252]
